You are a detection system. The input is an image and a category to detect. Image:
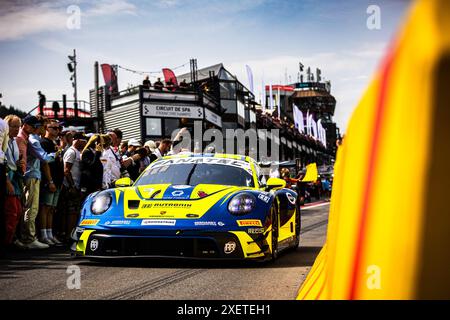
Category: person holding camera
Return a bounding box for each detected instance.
[122,138,146,181]
[80,134,109,196]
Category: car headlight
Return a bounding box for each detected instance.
[228,193,256,215]
[90,192,112,215]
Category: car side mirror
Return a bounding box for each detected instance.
[265,177,286,191]
[115,177,132,187]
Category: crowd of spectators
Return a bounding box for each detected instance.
[142,76,190,92]
[0,114,177,256]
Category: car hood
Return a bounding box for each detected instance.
[114,184,252,219]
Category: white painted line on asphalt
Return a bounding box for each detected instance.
[301,202,330,210]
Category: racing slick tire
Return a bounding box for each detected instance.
[293,201,301,249]
[271,204,279,261]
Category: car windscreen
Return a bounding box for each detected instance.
[135,163,255,187]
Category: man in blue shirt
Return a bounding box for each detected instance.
[20,115,55,249]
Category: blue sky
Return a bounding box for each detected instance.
[0,0,411,131]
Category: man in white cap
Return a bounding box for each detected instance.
[127,138,141,149]
[140,140,156,173]
[144,140,156,153]
[122,138,144,181]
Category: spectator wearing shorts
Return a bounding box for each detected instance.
[39,120,64,245]
[20,115,55,249]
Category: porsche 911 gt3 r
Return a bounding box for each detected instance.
[71,153,301,261]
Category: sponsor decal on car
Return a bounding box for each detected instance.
[105,220,131,226]
[286,193,297,205]
[141,219,176,226]
[90,239,99,251]
[186,213,199,218]
[237,219,263,227]
[80,219,100,226]
[247,227,265,234]
[172,185,191,189]
[152,157,252,172]
[171,190,185,197]
[224,241,236,254]
[258,194,270,203]
[143,188,154,194]
[140,202,192,209]
[194,221,217,226]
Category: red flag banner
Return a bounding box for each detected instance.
[162,68,178,86]
[101,63,118,94]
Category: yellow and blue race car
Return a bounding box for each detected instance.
[71,153,301,261]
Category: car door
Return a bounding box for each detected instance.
[276,190,297,243]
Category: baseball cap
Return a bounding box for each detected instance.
[144,140,156,152]
[23,115,43,128]
[128,138,142,147]
[72,132,87,141]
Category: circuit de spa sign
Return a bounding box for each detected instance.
[142,103,204,119]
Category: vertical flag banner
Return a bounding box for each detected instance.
[317,119,323,145]
[293,103,299,129]
[101,63,118,94]
[277,87,281,119]
[298,106,305,133]
[162,68,178,86]
[297,0,450,300]
[312,118,318,140]
[246,65,254,94]
[269,84,273,110]
[261,80,266,113]
[318,119,326,147]
[309,114,314,136]
[306,110,311,135]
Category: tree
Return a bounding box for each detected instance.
[0,105,28,119]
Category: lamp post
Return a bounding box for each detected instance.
[68,49,78,118]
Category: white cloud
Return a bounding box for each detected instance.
[154,0,180,8]
[0,0,137,41]
[86,0,137,17]
[0,4,67,41]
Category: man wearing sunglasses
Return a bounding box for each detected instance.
[39,120,64,245]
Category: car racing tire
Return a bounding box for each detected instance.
[271,203,279,261]
[293,201,301,249]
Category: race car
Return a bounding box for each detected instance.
[71,153,301,261]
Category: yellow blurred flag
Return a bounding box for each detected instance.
[298,0,450,300]
[302,163,318,183]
